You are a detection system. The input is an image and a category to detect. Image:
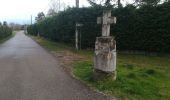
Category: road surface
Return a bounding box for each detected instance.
[0,31,113,100]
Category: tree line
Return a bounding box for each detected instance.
[27,1,170,53]
[0,21,12,40]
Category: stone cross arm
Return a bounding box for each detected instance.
[97,10,117,36]
[97,16,117,25]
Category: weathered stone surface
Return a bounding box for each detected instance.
[94,10,117,80]
[93,69,117,80]
[97,10,117,37]
[94,36,116,73]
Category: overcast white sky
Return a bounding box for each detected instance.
[0,0,133,24]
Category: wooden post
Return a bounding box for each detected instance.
[75,23,79,50]
[75,0,79,50]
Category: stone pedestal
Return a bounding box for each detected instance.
[94,36,116,80]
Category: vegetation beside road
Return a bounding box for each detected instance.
[32,36,170,100]
[0,26,13,43]
[73,55,170,100]
[27,0,170,99]
[27,1,170,53]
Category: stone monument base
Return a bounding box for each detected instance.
[93,69,117,80]
[94,36,117,80]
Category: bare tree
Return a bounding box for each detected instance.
[133,0,161,5]
[50,0,61,13]
[118,0,121,7]
[48,0,67,16]
[47,8,57,16]
[35,12,45,22]
[9,23,22,30]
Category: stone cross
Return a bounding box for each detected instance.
[97,10,117,36]
[94,10,117,80]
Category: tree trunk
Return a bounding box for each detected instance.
[118,0,121,8]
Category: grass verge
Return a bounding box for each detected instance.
[32,36,170,100]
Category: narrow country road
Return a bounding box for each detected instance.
[0,31,113,100]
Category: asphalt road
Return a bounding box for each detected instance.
[0,31,114,100]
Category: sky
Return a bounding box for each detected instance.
[0,0,133,24]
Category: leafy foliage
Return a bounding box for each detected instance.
[27,24,38,36]
[0,23,12,40]
[134,0,161,6]
[87,0,122,8]
[27,1,170,53]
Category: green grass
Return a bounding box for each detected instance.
[32,36,66,52]
[32,36,93,58]
[32,36,170,100]
[73,55,170,100]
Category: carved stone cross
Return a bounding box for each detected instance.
[94,10,117,80]
[97,10,117,36]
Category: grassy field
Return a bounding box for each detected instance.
[32,36,170,100]
[74,55,170,100]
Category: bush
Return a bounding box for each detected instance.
[27,24,38,36]
[0,26,12,40]
[28,1,170,53]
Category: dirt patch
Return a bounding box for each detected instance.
[51,50,85,74]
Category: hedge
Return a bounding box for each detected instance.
[28,1,170,53]
[0,26,12,40]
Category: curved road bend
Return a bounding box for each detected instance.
[0,31,114,100]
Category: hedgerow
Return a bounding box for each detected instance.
[0,25,12,40]
[28,1,170,53]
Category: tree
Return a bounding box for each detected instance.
[9,23,22,30]
[35,12,45,22]
[134,0,161,6]
[3,21,7,26]
[47,8,57,16]
[87,0,114,7]
[118,0,121,7]
[87,0,122,8]
[50,0,61,13]
[49,0,66,14]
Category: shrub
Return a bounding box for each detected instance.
[0,26,12,40]
[28,1,170,53]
